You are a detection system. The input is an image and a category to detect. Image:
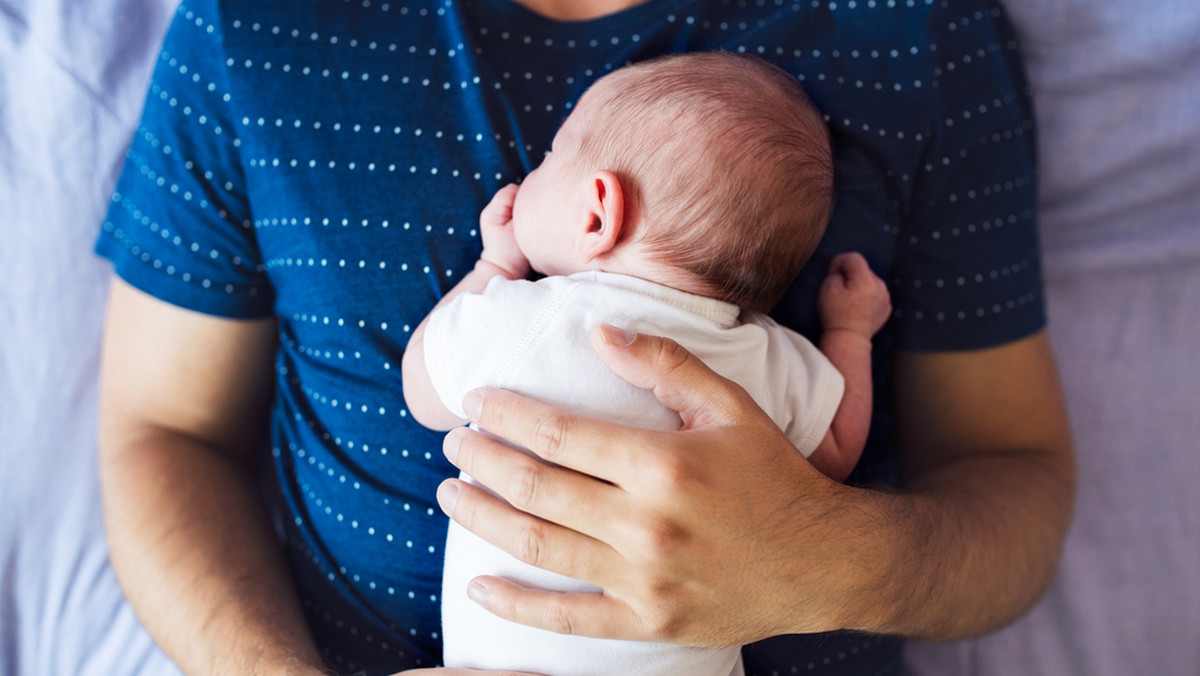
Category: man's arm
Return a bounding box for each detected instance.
[884,331,1075,637]
[101,279,556,676]
[429,326,1074,644]
[98,278,329,676]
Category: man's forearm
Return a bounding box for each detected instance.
[833,333,1076,640]
[101,428,328,676]
[833,448,1075,640]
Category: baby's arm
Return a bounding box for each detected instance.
[401,184,527,430]
[807,252,892,482]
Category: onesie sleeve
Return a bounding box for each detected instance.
[423,277,562,419]
[95,0,273,318]
[777,329,845,458]
[889,1,1045,351]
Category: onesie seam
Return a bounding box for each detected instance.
[492,282,581,385]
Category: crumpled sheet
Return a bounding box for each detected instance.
[906,1,1200,674]
[0,0,182,673]
[1,0,1197,675]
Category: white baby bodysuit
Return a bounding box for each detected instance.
[425,271,844,676]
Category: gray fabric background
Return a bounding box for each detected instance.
[1,0,1195,673]
[907,1,1200,674]
[0,0,182,673]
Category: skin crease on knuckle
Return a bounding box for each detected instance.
[513,520,549,569]
[530,411,570,462]
[633,434,687,486]
[546,598,578,636]
[650,339,695,398]
[635,575,694,644]
[507,459,541,512]
[653,336,692,371]
[722,386,767,430]
[628,513,685,561]
[636,336,695,405]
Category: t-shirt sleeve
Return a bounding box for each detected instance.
[889,1,1045,351]
[778,330,845,458]
[423,277,560,419]
[95,0,274,319]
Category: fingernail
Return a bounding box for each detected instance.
[463,390,483,420]
[599,323,636,346]
[467,580,490,609]
[436,481,459,516]
[443,428,462,464]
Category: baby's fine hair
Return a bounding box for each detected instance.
[576,51,834,315]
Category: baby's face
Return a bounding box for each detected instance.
[509,80,608,275]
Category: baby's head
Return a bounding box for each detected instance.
[511,51,833,314]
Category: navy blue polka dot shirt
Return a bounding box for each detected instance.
[96,0,1044,673]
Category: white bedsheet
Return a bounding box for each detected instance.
[907,1,1200,674]
[2,1,1197,675]
[0,0,181,673]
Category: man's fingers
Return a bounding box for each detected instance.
[439,476,621,587]
[467,576,644,641]
[443,427,629,540]
[460,388,664,483]
[394,669,542,675]
[590,324,749,430]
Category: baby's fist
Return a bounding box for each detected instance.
[818,252,892,339]
[479,184,529,278]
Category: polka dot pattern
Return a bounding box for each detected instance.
[96,0,1044,673]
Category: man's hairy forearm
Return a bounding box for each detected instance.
[101,428,329,676]
[844,447,1075,640]
[836,334,1076,640]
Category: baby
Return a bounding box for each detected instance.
[402,52,891,676]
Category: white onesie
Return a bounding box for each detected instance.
[424,271,844,676]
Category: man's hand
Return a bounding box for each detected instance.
[393,669,540,675]
[817,252,891,339]
[433,324,1074,646]
[479,183,530,279]
[433,324,881,647]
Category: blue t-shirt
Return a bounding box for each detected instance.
[96,0,1044,673]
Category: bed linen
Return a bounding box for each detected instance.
[1,0,1197,675]
[906,1,1200,674]
[0,0,181,673]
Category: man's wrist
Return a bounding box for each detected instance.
[245,651,335,676]
[810,485,915,636]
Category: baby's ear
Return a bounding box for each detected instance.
[579,170,626,262]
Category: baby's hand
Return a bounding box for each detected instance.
[817,252,892,339]
[479,183,529,278]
